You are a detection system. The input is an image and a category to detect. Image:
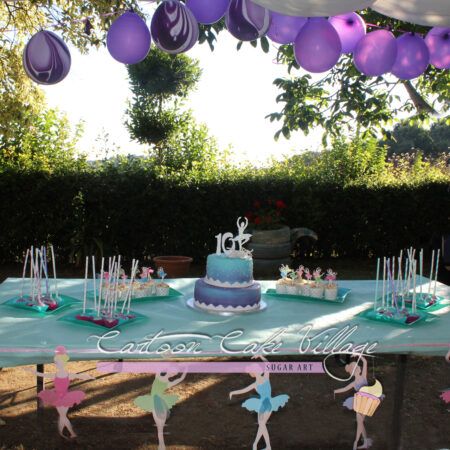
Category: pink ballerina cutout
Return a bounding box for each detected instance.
[25,346,94,440]
[296,265,304,280]
[325,269,337,284]
[304,268,312,281]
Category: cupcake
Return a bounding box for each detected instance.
[276,278,289,294]
[354,380,383,417]
[144,280,156,296]
[156,282,170,296]
[309,282,324,298]
[324,269,338,301]
[285,279,297,295]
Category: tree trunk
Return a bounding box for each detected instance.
[401,80,438,115]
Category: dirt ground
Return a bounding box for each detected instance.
[0,259,449,449]
[0,355,449,450]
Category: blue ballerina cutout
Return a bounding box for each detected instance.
[229,355,289,450]
[157,267,167,281]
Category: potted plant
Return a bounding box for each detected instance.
[152,256,193,278]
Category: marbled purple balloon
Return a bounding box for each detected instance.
[294,18,341,73]
[107,12,151,64]
[329,12,366,54]
[151,0,199,54]
[391,33,429,80]
[353,30,397,76]
[186,0,230,25]
[267,11,306,45]
[425,27,450,70]
[225,0,270,42]
[23,31,71,85]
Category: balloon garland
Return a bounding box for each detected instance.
[21,2,450,85]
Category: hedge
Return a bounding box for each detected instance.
[0,169,448,264]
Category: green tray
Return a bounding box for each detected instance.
[357,308,437,327]
[264,287,351,304]
[2,294,81,315]
[86,287,183,304]
[403,293,448,312]
[58,308,147,330]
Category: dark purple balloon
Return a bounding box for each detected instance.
[425,27,450,69]
[267,11,306,45]
[225,0,270,42]
[329,12,366,54]
[107,12,151,64]
[23,31,71,85]
[391,33,429,80]
[151,0,199,54]
[186,0,230,25]
[294,18,341,73]
[353,30,397,76]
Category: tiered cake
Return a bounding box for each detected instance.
[194,218,261,312]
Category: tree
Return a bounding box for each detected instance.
[126,48,221,172]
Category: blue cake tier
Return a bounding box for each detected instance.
[194,278,261,311]
[205,253,253,288]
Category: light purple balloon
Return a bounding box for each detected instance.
[23,31,71,85]
[267,12,306,45]
[294,18,341,73]
[329,12,366,54]
[151,0,199,54]
[353,30,397,76]
[391,33,429,80]
[226,0,270,42]
[107,12,151,64]
[425,27,450,69]
[186,0,230,25]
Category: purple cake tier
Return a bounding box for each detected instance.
[194,278,261,310]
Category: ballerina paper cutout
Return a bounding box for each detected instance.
[334,355,383,450]
[134,371,187,450]
[25,346,94,440]
[229,355,289,450]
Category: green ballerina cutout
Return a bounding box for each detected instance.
[134,371,187,450]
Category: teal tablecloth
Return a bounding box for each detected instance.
[0,277,449,367]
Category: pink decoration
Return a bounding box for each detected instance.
[329,12,366,54]
[353,29,397,76]
[425,27,450,70]
[391,33,429,80]
[294,18,341,73]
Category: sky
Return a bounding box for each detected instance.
[41,31,324,164]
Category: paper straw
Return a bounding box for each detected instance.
[83,256,89,314]
[20,249,30,299]
[374,258,380,311]
[43,246,49,297]
[419,249,423,296]
[98,257,104,316]
[412,260,417,313]
[50,245,58,298]
[113,255,121,313]
[92,256,97,312]
[382,257,386,309]
[433,249,440,297]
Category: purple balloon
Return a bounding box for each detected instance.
[391,33,429,80]
[425,27,450,69]
[107,12,151,64]
[225,0,270,42]
[23,31,71,85]
[186,0,230,25]
[294,18,341,73]
[151,0,199,54]
[267,11,306,45]
[329,12,366,54]
[353,30,397,76]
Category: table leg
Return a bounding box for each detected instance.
[36,364,44,413]
[390,355,407,450]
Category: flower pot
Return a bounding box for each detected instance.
[251,226,291,244]
[153,256,193,278]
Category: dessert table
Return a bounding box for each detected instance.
[0,277,449,367]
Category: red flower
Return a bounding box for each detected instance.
[254,216,261,225]
[245,211,254,220]
[253,200,261,209]
[276,200,287,209]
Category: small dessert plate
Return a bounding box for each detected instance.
[186,298,267,316]
[3,294,81,315]
[264,287,351,304]
[357,308,436,327]
[58,308,147,330]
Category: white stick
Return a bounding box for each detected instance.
[128,260,139,314]
[30,246,34,301]
[419,249,423,296]
[92,256,97,312]
[433,249,440,297]
[35,249,44,305]
[374,258,380,311]
[50,244,58,298]
[98,257,104,316]
[83,256,89,314]
[382,257,386,309]
[113,255,121,313]
[20,249,30,299]
[397,250,403,293]
[412,260,417,313]
[428,249,435,296]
